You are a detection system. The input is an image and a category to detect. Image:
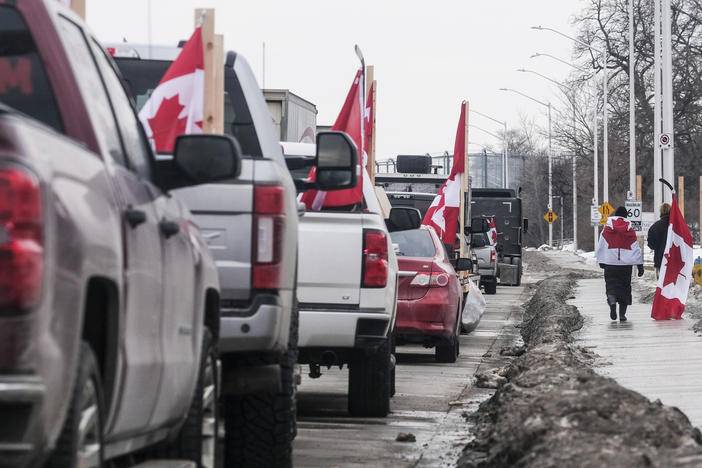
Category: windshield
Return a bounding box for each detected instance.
[0,6,62,132]
[390,229,436,258]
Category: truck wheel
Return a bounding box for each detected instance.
[223,301,298,467]
[47,342,104,468]
[516,259,522,286]
[485,278,497,295]
[390,330,397,398]
[348,337,391,417]
[168,329,218,468]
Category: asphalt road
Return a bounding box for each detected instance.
[292,281,528,467]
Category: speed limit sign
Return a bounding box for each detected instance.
[625,200,643,231]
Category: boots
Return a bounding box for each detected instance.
[619,304,628,322]
[609,303,617,321]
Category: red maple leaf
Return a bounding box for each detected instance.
[663,243,687,287]
[147,95,187,152]
[601,218,637,260]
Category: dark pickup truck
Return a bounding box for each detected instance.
[0,1,241,466]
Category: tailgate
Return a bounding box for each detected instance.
[297,212,362,306]
[173,159,254,301]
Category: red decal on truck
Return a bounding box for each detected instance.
[0,58,33,95]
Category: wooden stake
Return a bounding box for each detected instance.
[213,34,224,134]
[195,8,216,134]
[699,176,702,241]
[70,0,86,19]
[365,66,376,183]
[679,176,685,218]
[460,101,469,260]
[636,174,642,202]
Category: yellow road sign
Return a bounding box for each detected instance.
[598,202,614,218]
[600,217,608,226]
[544,210,558,224]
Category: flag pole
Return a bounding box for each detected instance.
[659,178,675,195]
[214,34,224,134]
[365,65,376,184]
[460,101,469,260]
[195,8,216,134]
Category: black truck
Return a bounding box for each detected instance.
[470,188,528,286]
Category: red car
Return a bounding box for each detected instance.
[391,227,462,363]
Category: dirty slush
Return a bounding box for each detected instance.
[459,266,702,468]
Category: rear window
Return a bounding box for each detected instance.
[472,232,490,247]
[0,6,62,132]
[115,57,262,156]
[391,229,436,258]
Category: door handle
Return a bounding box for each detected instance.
[159,219,180,238]
[125,207,146,228]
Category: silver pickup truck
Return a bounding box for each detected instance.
[0,2,235,466]
[115,46,358,465]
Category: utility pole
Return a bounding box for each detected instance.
[653,0,663,211]
[629,0,636,198]
[662,0,675,203]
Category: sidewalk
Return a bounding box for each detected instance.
[570,277,702,428]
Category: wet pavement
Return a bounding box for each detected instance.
[571,276,702,428]
[293,282,528,467]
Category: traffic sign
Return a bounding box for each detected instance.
[598,202,614,218]
[659,133,672,149]
[590,205,602,226]
[625,200,642,231]
[544,210,557,224]
[600,217,608,226]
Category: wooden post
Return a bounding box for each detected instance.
[699,176,702,242]
[213,34,224,134]
[636,175,642,202]
[679,176,685,218]
[365,66,376,183]
[460,101,469,260]
[70,0,86,19]
[195,8,216,134]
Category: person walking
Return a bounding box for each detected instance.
[647,203,671,278]
[596,206,644,321]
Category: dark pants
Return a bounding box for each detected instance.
[603,265,633,306]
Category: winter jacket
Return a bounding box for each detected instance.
[647,215,670,268]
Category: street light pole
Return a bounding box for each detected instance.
[628,0,636,197]
[470,109,509,189]
[517,68,579,250]
[532,26,609,203]
[499,87,552,246]
[662,0,675,203]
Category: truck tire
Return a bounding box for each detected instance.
[47,342,104,468]
[223,301,298,468]
[167,329,218,468]
[389,330,396,398]
[516,258,522,286]
[348,337,391,417]
[485,278,497,295]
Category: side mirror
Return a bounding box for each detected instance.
[314,131,358,191]
[523,218,529,233]
[156,134,242,191]
[470,217,490,233]
[387,207,422,232]
[454,257,472,272]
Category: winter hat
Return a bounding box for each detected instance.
[614,206,628,217]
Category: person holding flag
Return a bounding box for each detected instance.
[651,185,695,320]
[596,206,644,321]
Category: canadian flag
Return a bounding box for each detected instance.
[488,218,498,246]
[595,216,643,265]
[651,195,694,320]
[422,102,466,244]
[138,26,204,153]
[300,69,364,210]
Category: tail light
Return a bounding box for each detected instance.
[252,185,285,289]
[490,250,496,264]
[362,229,388,288]
[409,272,449,288]
[0,167,43,311]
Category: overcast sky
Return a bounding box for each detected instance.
[87,0,585,160]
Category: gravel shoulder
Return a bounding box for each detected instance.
[458,264,702,468]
